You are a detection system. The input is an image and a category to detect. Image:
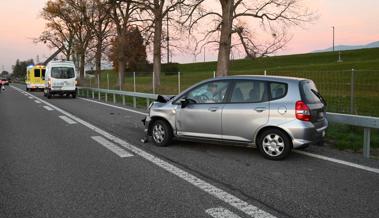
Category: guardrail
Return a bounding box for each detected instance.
[77,86,378,159]
[77,87,157,108]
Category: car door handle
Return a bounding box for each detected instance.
[255,107,267,112]
[208,107,218,112]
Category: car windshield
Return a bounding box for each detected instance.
[51,67,75,79]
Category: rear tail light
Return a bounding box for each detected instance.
[295,101,311,121]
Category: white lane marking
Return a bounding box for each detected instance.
[92,136,134,158]
[294,150,379,174]
[11,85,275,218]
[78,95,379,176]
[34,100,41,104]
[28,97,33,99]
[79,97,148,116]
[43,106,54,111]
[59,115,77,124]
[206,207,241,218]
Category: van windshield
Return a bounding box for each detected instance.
[300,80,326,105]
[51,67,75,79]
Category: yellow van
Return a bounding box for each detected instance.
[26,65,46,91]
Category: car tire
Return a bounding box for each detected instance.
[257,129,292,160]
[151,120,173,147]
[72,93,76,98]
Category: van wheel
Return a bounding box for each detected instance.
[151,120,173,147]
[257,129,292,160]
[72,93,76,98]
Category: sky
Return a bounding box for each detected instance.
[0,0,378,73]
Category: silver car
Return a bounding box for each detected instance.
[142,75,328,160]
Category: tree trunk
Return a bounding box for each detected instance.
[153,17,163,88]
[95,37,102,76]
[118,31,126,89]
[216,0,234,77]
[79,52,85,79]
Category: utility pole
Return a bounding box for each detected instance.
[166,7,170,64]
[332,26,335,52]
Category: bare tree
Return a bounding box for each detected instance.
[133,0,194,88]
[182,0,313,76]
[87,0,114,76]
[38,0,95,79]
[108,0,139,89]
[37,0,76,61]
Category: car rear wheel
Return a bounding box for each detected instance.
[151,120,173,147]
[257,129,292,160]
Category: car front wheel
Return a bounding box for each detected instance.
[257,129,292,160]
[151,120,173,147]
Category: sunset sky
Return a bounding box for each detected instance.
[0,0,378,73]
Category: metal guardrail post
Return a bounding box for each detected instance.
[146,98,150,108]
[363,128,371,158]
[97,74,100,101]
[113,93,116,104]
[350,69,355,114]
[133,72,136,108]
[122,95,126,105]
[92,90,94,99]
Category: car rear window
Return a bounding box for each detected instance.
[51,67,75,79]
[300,80,322,104]
[270,82,287,100]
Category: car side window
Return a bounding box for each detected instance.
[229,80,267,103]
[270,82,287,100]
[186,81,229,104]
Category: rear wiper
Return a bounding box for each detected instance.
[311,89,327,106]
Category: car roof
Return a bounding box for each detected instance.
[207,75,308,84]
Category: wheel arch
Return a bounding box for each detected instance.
[255,126,293,148]
[148,116,174,136]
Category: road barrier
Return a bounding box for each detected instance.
[77,86,378,159]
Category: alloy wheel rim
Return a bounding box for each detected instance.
[262,134,285,157]
[152,124,165,143]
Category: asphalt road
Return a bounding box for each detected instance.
[1,84,379,218]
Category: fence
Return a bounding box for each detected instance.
[79,69,379,117]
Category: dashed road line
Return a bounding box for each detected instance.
[206,207,241,218]
[34,100,41,104]
[11,85,276,218]
[43,106,54,111]
[59,115,77,124]
[92,136,134,158]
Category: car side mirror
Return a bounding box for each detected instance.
[179,98,189,108]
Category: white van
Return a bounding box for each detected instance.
[44,60,78,99]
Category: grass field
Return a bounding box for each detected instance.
[83,47,379,116]
[80,48,379,154]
